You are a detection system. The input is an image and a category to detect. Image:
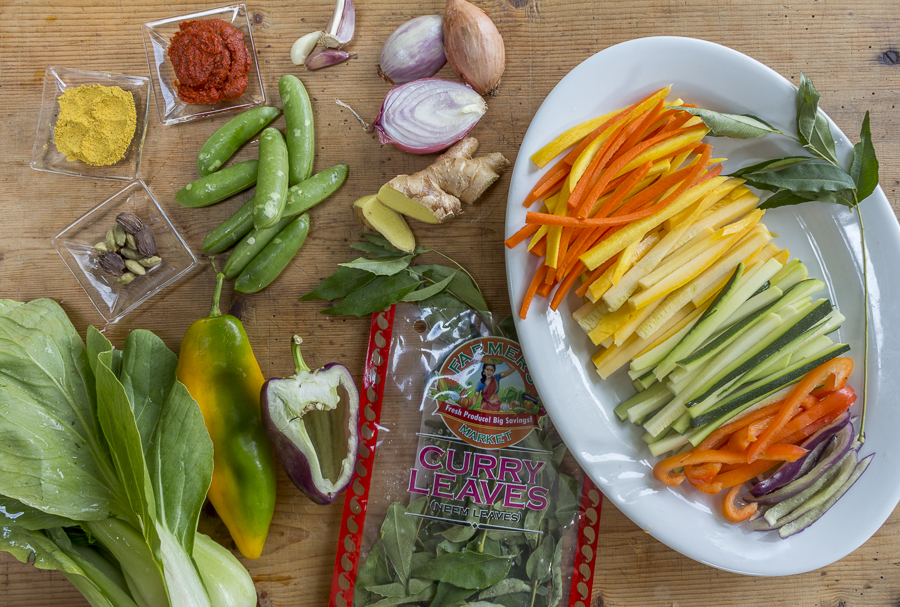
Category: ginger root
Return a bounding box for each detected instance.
[378,137,509,224]
[352,195,416,253]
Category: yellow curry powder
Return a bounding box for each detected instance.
[53,84,137,167]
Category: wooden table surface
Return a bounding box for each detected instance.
[2,0,899,605]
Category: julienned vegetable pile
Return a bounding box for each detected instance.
[506,75,880,534]
[176,74,348,294]
[0,298,256,607]
[653,359,873,537]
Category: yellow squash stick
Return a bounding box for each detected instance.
[588,304,637,345]
[580,176,729,271]
[599,180,747,310]
[613,128,710,178]
[594,303,692,379]
[531,85,672,169]
[611,231,661,287]
[614,299,663,346]
[567,94,682,190]
[545,180,572,268]
[527,191,561,251]
[631,215,764,309]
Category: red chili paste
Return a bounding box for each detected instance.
[167,18,252,105]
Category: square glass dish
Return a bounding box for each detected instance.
[142,4,265,125]
[52,180,198,324]
[31,66,151,181]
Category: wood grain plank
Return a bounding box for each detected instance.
[1,0,899,605]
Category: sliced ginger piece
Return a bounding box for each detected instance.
[377,184,446,224]
[353,195,416,253]
[379,137,510,224]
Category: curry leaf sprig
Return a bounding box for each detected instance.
[301,233,493,336]
[670,73,880,442]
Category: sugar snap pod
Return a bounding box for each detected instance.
[203,163,349,254]
[253,127,290,228]
[197,106,282,175]
[279,74,315,186]
[234,213,310,293]
[175,160,259,208]
[262,335,360,505]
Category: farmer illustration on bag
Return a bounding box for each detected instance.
[476,361,516,412]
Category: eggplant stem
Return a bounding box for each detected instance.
[208,258,225,318]
[292,335,311,374]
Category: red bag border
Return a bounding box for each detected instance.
[329,306,603,607]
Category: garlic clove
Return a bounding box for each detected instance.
[291,30,323,66]
[305,48,354,70]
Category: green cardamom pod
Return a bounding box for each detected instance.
[124,259,146,276]
[113,224,127,247]
[120,247,143,260]
[116,272,137,285]
[138,255,163,268]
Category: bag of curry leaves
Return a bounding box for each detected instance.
[342,304,598,607]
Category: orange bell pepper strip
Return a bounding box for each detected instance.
[722,485,758,523]
[685,462,722,485]
[747,358,854,463]
[653,449,750,487]
[772,387,856,445]
[727,420,768,452]
[693,445,807,494]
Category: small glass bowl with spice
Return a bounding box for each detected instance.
[31,66,151,181]
[52,180,198,324]
[142,4,265,125]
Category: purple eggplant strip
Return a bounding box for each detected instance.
[747,423,854,505]
[778,453,875,538]
[750,412,850,498]
[761,449,858,529]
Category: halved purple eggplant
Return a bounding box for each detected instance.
[749,412,851,498]
[262,336,360,505]
[745,422,855,505]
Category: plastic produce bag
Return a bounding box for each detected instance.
[329,305,602,607]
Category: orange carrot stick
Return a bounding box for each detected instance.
[505,223,541,249]
[609,99,666,163]
[575,124,709,218]
[536,280,555,298]
[530,238,547,257]
[526,200,683,228]
[550,261,585,310]
[557,162,653,277]
[520,264,549,319]
[567,117,638,211]
[524,160,570,207]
